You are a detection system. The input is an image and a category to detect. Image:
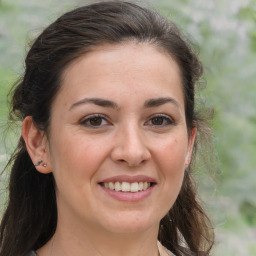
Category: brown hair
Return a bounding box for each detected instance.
[0,1,214,255]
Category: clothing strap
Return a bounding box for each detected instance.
[158,241,175,256]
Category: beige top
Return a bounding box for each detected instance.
[158,241,175,256]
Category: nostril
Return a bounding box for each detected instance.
[110,143,151,167]
[117,159,127,164]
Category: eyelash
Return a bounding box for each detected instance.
[79,114,174,129]
[80,114,110,129]
[145,114,174,127]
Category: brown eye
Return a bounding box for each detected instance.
[146,114,173,127]
[151,116,165,125]
[80,114,110,128]
[89,116,103,126]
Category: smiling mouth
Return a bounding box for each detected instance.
[99,181,155,193]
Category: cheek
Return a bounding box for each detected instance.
[155,138,187,209]
[49,132,108,185]
[156,137,187,174]
[155,136,187,192]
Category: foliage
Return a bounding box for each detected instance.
[155,0,256,254]
[0,0,255,255]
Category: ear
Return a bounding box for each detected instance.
[22,116,52,174]
[185,127,197,168]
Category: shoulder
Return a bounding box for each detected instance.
[24,251,38,256]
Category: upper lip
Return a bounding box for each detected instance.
[99,175,157,183]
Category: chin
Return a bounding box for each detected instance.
[101,211,160,234]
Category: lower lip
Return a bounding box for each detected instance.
[100,185,154,202]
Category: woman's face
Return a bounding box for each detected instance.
[46,42,196,234]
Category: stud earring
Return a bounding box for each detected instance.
[34,160,43,166]
[34,160,47,167]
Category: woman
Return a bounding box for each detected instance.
[0,1,214,256]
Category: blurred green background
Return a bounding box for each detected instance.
[0,0,255,255]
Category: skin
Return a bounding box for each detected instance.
[23,42,196,256]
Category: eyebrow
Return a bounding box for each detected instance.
[69,97,180,110]
[69,98,119,110]
[144,97,181,109]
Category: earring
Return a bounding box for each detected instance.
[34,160,43,166]
[34,160,47,167]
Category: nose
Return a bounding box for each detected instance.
[110,125,151,167]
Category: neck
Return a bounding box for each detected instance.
[37,221,160,256]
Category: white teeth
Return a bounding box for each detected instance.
[103,181,151,192]
[143,181,149,190]
[109,182,114,190]
[130,182,139,192]
[122,182,130,192]
[138,182,143,191]
[115,182,121,191]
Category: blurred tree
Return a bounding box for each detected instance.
[0,0,256,255]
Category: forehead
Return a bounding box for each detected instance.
[56,42,184,109]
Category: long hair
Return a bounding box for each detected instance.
[0,2,214,255]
